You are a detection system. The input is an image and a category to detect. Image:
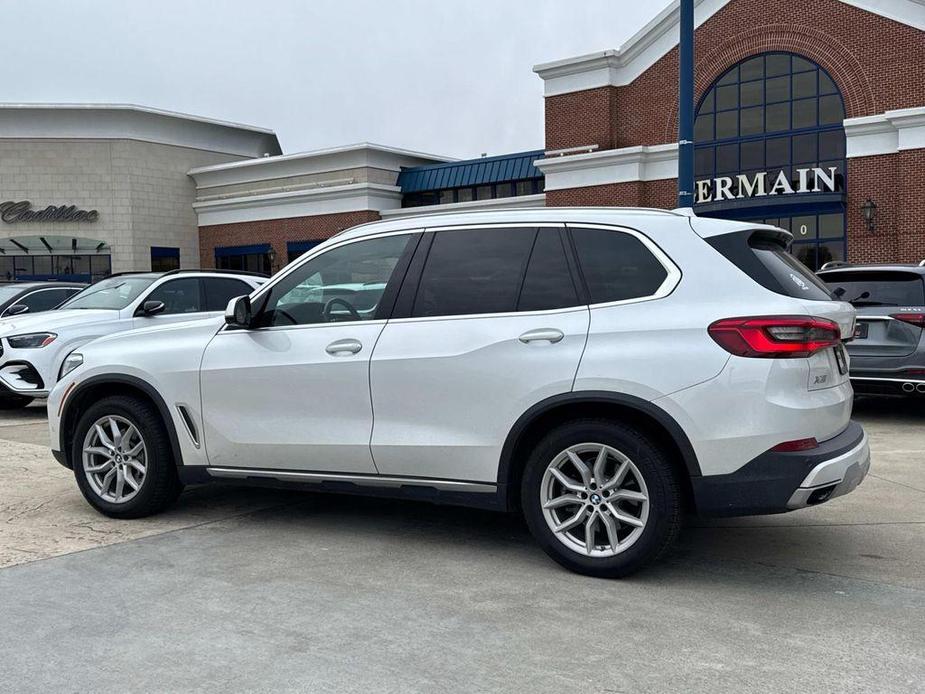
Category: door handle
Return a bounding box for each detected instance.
[519,328,564,344]
[325,339,362,355]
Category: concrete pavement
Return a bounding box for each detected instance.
[0,398,922,692]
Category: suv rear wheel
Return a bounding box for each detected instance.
[72,395,183,519]
[521,419,681,577]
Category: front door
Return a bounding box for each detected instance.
[200,233,415,472]
[370,226,590,482]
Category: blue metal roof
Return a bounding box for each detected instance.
[398,150,544,193]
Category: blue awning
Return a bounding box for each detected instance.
[398,150,544,193]
[150,246,179,258]
[215,243,271,257]
[287,240,321,253]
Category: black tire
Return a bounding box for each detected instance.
[521,418,682,578]
[0,395,33,410]
[72,395,183,519]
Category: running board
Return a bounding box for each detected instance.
[206,467,497,494]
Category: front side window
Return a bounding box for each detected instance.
[143,278,203,315]
[259,234,411,327]
[60,277,156,310]
[571,227,669,304]
[412,228,536,318]
[18,288,77,313]
[202,278,254,312]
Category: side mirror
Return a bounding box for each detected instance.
[141,300,166,316]
[225,295,252,328]
[5,304,29,316]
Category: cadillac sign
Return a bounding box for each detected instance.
[0,200,99,224]
[695,166,840,204]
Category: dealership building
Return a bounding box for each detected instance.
[0,0,922,281]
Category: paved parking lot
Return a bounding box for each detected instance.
[1,399,923,692]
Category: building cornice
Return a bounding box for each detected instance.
[845,106,925,157]
[533,0,925,97]
[0,103,281,158]
[193,182,403,226]
[188,142,453,189]
[380,194,546,219]
[535,144,679,190]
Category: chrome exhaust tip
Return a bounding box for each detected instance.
[902,382,916,393]
[916,384,925,394]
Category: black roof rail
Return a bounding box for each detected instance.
[161,268,270,279]
[818,261,853,271]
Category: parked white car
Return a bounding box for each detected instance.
[0,270,265,408]
[47,209,870,576]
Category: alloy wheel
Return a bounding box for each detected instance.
[540,442,650,557]
[82,415,148,504]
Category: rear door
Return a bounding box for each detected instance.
[819,270,925,357]
[369,225,590,482]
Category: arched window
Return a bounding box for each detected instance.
[694,52,847,270]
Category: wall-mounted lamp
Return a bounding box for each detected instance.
[861,198,878,232]
[267,247,277,273]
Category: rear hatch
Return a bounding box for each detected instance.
[818,269,925,358]
[700,225,854,391]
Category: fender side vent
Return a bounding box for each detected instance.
[176,404,200,448]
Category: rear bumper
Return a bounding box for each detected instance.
[691,421,869,516]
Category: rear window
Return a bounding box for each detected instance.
[820,271,925,307]
[707,230,833,301]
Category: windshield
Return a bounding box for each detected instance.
[821,271,925,307]
[58,277,156,310]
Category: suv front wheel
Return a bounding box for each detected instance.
[72,395,183,519]
[521,419,682,577]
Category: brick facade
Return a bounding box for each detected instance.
[199,210,380,270]
[542,0,925,264]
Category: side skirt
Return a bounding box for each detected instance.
[199,467,509,512]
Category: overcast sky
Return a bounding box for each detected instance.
[0,0,672,158]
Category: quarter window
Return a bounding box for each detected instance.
[412,228,535,318]
[571,228,668,304]
[259,234,411,327]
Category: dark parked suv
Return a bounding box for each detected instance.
[818,262,925,396]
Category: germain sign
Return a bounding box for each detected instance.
[695,166,840,204]
[0,200,99,224]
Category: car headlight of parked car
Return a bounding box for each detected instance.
[7,332,57,349]
[59,352,84,379]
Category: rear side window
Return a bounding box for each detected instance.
[570,227,668,303]
[518,229,579,311]
[202,278,253,311]
[707,230,833,301]
[820,271,925,307]
[413,228,535,317]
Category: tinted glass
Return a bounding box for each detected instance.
[751,241,832,300]
[262,234,410,326]
[571,228,668,303]
[144,278,202,315]
[821,271,925,307]
[518,229,579,312]
[18,288,74,312]
[60,277,155,310]
[413,228,534,318]
[203,278,253,311]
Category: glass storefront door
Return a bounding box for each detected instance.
[749,210,845,270]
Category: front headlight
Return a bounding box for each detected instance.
[7,332,57,349]
[59,352,84,379]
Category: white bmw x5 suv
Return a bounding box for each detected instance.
[0,270,265,409]
[48,209,870,577]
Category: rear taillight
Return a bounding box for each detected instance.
[708,316,841,358]
[890,312,925,328]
